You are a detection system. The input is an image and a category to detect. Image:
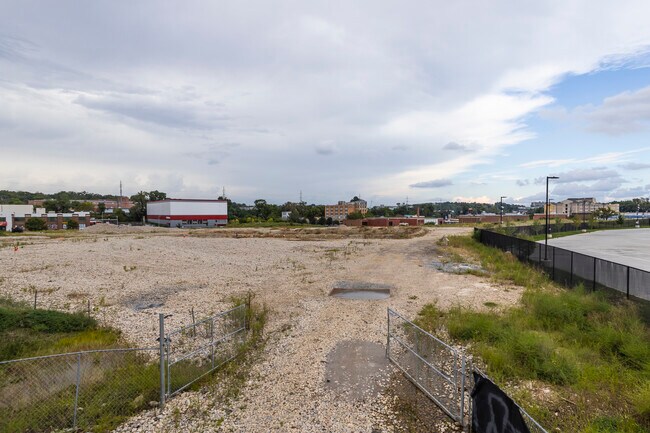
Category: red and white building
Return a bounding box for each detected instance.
[146,199,228,228]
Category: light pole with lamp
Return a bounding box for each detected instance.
[500,196,506,225]
[545,176,559,260]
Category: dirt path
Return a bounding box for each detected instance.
[1,227,523,432]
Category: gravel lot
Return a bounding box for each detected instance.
[0,226,523,432]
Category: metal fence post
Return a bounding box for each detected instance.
[211,318,215,369]
[570,251,574,287]
[552,247,555,281]
[626,266,630,300]
[73,352,81,428]
[386,308,390,359]
[159,313,165,408]
[460,355,466,430]
[593,258,597,291]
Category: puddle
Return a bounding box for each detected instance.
[330,289,390,300]
[324,340,390,402]
[330,281,392,300]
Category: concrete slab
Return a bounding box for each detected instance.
[324,340,391,402]
[545,228,650,271]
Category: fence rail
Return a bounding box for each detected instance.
[165,304,247,398]
[387,308,469,428]
[477,229,650,301]
[387,308,548,432]
[503,218,650,238]
[0,347,158,432]
[0,304,250,432]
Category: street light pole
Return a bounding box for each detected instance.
[545,176,559,260]
[500,196,506,225]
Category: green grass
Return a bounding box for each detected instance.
[419,235,650,432]
[527,229,598,241]
[0,295,268,432]
[446,235,551,289]
[0,297,110,360]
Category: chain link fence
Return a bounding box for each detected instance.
[0,348,159,433]
[0,303,251,432]
[477,229,650,301]
[501,218,650,238]
[164,304,247,398]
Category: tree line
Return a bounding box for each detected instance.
[5,189,647,224]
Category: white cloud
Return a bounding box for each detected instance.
[452,196,493,204]
[410,179,453,188]
[1,1,650,202]
[583,86,650,135]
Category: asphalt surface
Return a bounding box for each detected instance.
[546,228,650,271]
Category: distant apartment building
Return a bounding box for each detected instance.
[324,199,368,221]
[27,197,133,211]
[0,204,91,231]
[545,198,619,217]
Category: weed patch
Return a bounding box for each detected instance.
[418,235,650,432]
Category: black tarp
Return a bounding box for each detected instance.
[471,372,531,433]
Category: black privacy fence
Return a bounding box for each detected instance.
[476,229,650,302]
[502,218,650,238]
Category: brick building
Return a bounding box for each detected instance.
[0,204,91,231]
[325,199,368,221]
[343,216,424,227]
[545,198,619,217]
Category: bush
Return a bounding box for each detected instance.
[66,219,79,230]
[24,218,47,231]
[0,307,96,333]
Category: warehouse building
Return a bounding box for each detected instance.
[147,199,228,228]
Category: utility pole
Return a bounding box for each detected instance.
[119,181,123,209]
[500,196,506,225]
[545,176,559,260]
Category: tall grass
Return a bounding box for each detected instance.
[419,235,650,432]
[0,296,268,432]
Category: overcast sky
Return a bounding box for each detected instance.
[2,1,650,205]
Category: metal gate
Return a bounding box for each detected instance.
[163,304,247,398]
[386,308,469,428]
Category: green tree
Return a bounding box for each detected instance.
[25,218,47,231]
[254,199,271,220]
[72,201,95,212]
[66,219,79,230]
[347,211,364,220]
[595,207,616,220]
[97,202,106,215]
[149,190,167,202]
[129,190,166,222]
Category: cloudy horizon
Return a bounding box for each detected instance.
[2,1,650,205]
